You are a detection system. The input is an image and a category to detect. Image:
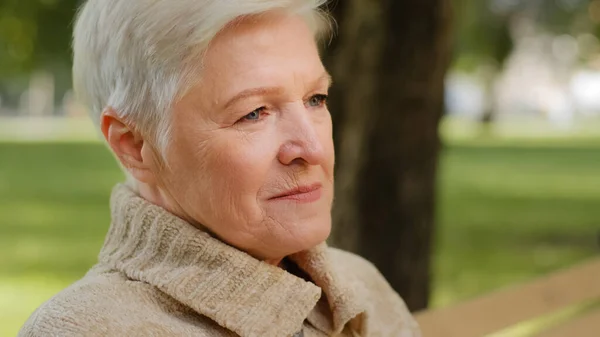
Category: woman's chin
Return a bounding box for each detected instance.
[260,220,331,260]
[288,218,332,251]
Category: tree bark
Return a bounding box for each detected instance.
[324,0,452,311]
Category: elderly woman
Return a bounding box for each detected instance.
[19,1,420,336]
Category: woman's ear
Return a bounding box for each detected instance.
[100,108,157,184]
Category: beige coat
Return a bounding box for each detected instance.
[18,184,420,337]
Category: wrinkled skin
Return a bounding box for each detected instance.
[103,11,335,266]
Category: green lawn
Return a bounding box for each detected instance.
[434,141,600,305]
[1,138,599,336]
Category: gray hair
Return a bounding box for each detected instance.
[73,0,331,154]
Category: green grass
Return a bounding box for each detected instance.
[1,137,599,336]
[433,141,600,306]
[0,143,124,336]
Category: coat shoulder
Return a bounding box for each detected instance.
[327,247,422,336]
[17,270,226,337]
[327,247,383,280]
[327,247,399,292]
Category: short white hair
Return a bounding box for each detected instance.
[73,0,331,154]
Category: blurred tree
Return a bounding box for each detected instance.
[454,0,513,72]
[453,0,592,125]
[324,0,452,311]
[454,0,513,126]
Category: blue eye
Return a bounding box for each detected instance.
[244,108,264,121]
[307,94,328,108]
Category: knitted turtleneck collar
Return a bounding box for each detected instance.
[97,184,365,337]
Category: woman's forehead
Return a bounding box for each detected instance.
[192,13,327,103]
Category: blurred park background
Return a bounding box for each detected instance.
[1,0,600,336]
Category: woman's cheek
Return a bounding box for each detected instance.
[210,138,274,189]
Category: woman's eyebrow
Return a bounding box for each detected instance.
[320,71,333,87]
[223,71,333,109]
[224,86,285,110]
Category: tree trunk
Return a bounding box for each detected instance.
[324,0,452,311]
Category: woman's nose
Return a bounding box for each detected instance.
[277,107,327,167]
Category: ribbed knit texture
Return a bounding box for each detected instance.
[18,184,421,337]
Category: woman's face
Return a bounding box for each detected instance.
[155,12,335,262]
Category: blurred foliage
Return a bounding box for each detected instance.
[454,0,595,71]
[454,0,514,71]
[0,0,598,76]
[0,0,79,77]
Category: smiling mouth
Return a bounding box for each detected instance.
[269,183,323,203]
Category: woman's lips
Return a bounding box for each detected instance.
[269,183,323,203]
